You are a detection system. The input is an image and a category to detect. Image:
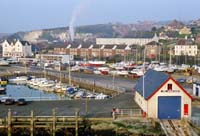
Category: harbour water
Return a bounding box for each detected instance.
[0,84,69,101]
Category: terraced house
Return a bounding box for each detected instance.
[54,43,132,58]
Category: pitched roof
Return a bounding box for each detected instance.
[134,69,169,99]
[70,44,80,48]
[116,45,127,49]
[21,41,30,45]
[81,44,91,48]
[104,45,115,49]
[92,44,101,49]
[146,41,160,45]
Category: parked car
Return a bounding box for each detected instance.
[17,98,27,105]
[4,98,15,105]
[177,78,186,83]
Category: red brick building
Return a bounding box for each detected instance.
[53,43,132,58]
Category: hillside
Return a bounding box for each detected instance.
[1,23,159,43]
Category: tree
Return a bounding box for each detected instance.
[151,27,157,32]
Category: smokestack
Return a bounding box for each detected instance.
[69,0,92,42]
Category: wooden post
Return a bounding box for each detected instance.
[30,110,34,136]
[85,98,88,115]
[52,109,56,136]
[7,109,11,136]
[75,110,79,136]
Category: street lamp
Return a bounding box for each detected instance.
[112,72,115,89]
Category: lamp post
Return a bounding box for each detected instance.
[112,72,115,89]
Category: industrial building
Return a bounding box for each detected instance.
[134,70,193,119]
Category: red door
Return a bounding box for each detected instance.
[184,104,188,115]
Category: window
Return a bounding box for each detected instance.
[167,84,172,90]
[184,104,188,115]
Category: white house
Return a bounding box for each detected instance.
[134,70,193,120]
[2,39,33,58]
[174,45,198,56]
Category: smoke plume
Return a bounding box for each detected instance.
[69,0,91,41]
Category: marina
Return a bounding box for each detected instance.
[0,84,68,101]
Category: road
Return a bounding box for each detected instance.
[0,93,138,118]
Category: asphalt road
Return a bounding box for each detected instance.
[0,93,138,118]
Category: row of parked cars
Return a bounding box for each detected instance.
[0,98,27,105]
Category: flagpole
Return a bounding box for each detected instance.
[143,47,146,98]
[143,47,146,114]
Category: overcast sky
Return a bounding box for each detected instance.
[0,0,199,33]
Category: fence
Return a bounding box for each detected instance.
[190,117,200,127]
[115,109,142,117]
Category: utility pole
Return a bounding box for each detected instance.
[85,98,88,114]
[59,61,62,83]
[112,72,115,89]
[68,54,71,86]
[143,47,146,115]
[169,47,172,66]
[25,47,27,74]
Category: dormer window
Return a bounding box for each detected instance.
[168,84,172,90]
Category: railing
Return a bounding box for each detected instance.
[12,97,69,101]
[115,109,142,117]
[190,117,200,127]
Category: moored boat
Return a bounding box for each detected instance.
[0,87,6,95]
[0,77,8,86]
[9,76,28,84]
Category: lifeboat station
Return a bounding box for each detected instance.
[134,69,193,120]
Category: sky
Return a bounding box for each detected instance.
[0,0,200,33]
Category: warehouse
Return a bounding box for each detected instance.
[134,69,193,120]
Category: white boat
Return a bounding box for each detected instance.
[167,67,175,73]
[88,61,106,67]
[86,93,96,99]
[178,64,190,71]
[93,70,101,75]
[9,76,28,84]
[39,80,55,88]
[154,66,168,72]
[118,70,129,76]
[95,93,109,100]
[0,60,9,66]
[74,90,85,99]
[130,69,144,76]
[71,66,80,72]
[109,70,119,76]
